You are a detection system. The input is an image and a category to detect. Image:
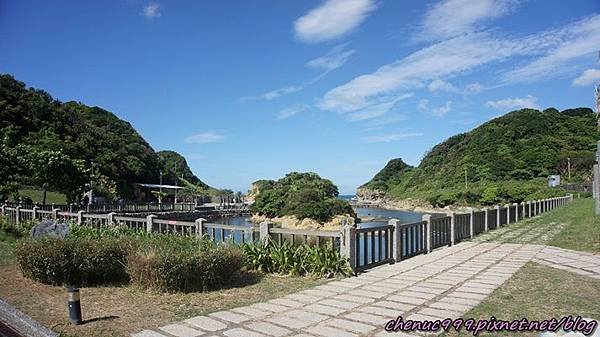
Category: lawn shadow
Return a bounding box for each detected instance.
[82,315,119,324]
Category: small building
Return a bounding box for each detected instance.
[548,175,561,188]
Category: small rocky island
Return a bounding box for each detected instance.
[249,172,357,230]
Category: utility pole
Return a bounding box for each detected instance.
[464,167,468,190]
[567,157,571,180]
[159,170,163,205]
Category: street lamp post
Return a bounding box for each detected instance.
[159,171,163,205]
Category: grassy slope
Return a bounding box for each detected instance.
[548,198,600,253]
[15,188,67,204]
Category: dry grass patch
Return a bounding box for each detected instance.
[0,264,325,337]
[444,262,600,337]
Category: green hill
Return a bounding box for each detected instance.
[360,107,599,207]
[0,74,210,201]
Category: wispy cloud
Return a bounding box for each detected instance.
[465,82,485,93]
[318,15,600,117]
[362,132,423,143]
[306,44,356,72]
[432,101,452,117]
[294,0,377,43]
[417,0,519,41]
[572,68,600,86]
[428,79,459,93]
[486,95,539,110]
[348,93,413,121]
[142,3,161,20]
[184,132,225,144]
[276,104,307,120]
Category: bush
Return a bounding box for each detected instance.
[126,243,244,292]
[242,241,351,277]
[15,237,128,286]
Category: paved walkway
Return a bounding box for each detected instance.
[132,242,600,337]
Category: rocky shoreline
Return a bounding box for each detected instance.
[355,188,480,214]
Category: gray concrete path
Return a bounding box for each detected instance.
[132,243,600,337]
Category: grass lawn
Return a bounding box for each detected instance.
[474,198,600,254]
[13,187,67,204]
[0,230,326,337]
[444,262,600,337]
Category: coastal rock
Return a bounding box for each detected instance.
[30,219,69,239]
[250,214,355,231]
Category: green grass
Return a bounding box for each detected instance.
[548,198,600,253]
[14,187,67,204]
[0,229,17,265]
[444,262,600,337]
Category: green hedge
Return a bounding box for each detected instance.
[15,237,129,286]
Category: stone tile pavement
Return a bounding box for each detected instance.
[132,243,600,337]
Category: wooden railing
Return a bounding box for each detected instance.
[1,194,575,273]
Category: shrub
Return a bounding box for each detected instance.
[15,237,128,286]
[126,243,244,292]
[242,241,351,277]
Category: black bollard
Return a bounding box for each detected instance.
[68,287,82,325]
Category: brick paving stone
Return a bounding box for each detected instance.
[344,312,390,326]
[428,301,472,312]
[246,322,291,337]
[269,298,304,308]
[318,299,361,309]
[327,280,361,288]
[283,309,328,323]
[301,289,337,298]
[306,325,359,337]
[405,286,441,295]
[223,328,266,337]
[437,296,481,307]
[265,315,312,329]
[372,300,415,312]
[326,318,377,334]
[455,286,494,295]
[401,291,438,300]
[208,311,249,324]
[184,316,228,331]
[132,331,169,337]
[252,302,290,313]
[352,289,387,299]
[159,324,204,337]
[230,306,269,318]
[304,303,346,315]
[358,305,402,319]
[285,293,321,303]
[418,307,462,319]
[387,294,429,306]
[335,294,376,304]
[448,291,489,301]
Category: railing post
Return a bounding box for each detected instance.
[107,212,116,226]
[146,214,156,233]
[77,211,85,225]
[194,218,206,237]
[51,208,59,220]
[341,224,357,271]
[484,208,489,232]
[448,212,455,246]
[32,206,38,221]
[505,204,511,224]
[259,221,274,246]
[389,219,402,262]
[69,203,73,213]
[495,205,501,226]
[423,214,432,253]
[1,203,5,216]
[469,210,474,239]
[51,203,56,211]
[514,203,519,222]
[15,205,21,225]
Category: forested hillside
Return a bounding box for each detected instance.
[359,108,599,206]
[0,74,210,202]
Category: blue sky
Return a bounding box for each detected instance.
[1,0,599,194]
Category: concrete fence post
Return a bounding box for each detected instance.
[469,210,474,238]
[32,206,38,221]
[484,208,489,232]
[389,219,402,262]
[77,211,84,225]
[146,214,157,233]
[51,203,56,210]
[107,212,116,226]
[341,224,357,271]
[448,212,455,246]
[423,214,432,253]
[69,203,73,213]
[514,203,519,222]
[505,204,511,224]
[51,208,58,220]
[194,218,206,237]
[495,205,501,226]
[1,204,5,216]
[15,205,21,225]
[259,221,274,246]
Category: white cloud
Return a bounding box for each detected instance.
[306,44,356,72]
[486,95,539,110]
[502,15,600,83]
[348,93,413,121]
[465,82,485,93]
[318,15,600,115]
[428,79,459,92]
[362,132,423,143]
[294,0,376,43]
[184,132,225,144]
[276,104,307,120]
[417,0,519,41]
[432,101,452,117]
[418,99,429,110]
[143,3,161,20]
[572,68,600,86]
